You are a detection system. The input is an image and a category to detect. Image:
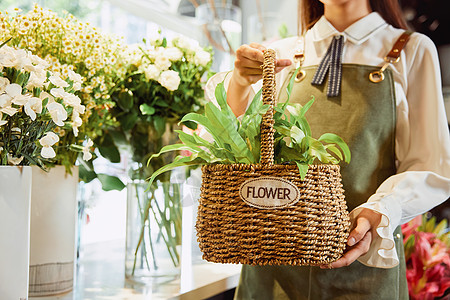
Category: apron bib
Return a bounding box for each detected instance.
[234,64,408,300]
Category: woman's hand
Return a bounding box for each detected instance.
[227,43,291,116]
[232,43,292,87]
[320,208,382,269]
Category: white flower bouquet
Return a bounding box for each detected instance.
[0,43,87,167]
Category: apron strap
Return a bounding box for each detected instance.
[369,30,413,83]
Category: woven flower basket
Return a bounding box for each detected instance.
[196,49,351,266]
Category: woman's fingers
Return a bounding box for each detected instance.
[237,44,265,62]
[322,231,372,269]
[347,216,371,246]
[233,43,292,86]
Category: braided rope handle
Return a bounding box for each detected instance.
[260,49,276,165]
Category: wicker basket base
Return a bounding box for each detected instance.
[196,164,351,266]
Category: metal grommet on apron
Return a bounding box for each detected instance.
[234,31,412,300]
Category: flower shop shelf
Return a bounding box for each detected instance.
[30,239,241,300]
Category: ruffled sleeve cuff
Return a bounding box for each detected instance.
[349,194,403,269]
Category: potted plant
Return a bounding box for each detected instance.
[0,5,129,295]
[148,51,352,266]
[0,42,85,299]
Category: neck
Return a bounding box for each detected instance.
[323,0,372,32]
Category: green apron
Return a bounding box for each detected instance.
[234,64,408,300]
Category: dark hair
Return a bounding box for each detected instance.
[299,0,408,34]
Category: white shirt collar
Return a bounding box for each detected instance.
[311,12,388,45]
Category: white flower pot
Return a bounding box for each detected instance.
[29,166,78,296]
[0,166,32,300]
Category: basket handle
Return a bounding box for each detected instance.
[260,49,276,165]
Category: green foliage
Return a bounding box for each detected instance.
[147,72,351,186]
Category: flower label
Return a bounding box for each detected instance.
[239,177,300,209]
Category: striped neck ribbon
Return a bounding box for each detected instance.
[311,35,344,97]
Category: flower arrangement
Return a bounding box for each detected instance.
[402,214,450,300]
[0,43,86,167]
[107,34,212,179]
[108,35,212,278]
[0,5,127,170]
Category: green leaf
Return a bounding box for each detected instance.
[98,145,121,163]
[286,68,299,102]
[215,82,228,111]
[149,143,202,162]
[140,103,155,115]
[78,163,97,183]
[153,115,166,137]
[119,111,138,131]
[97,174,126,191]
[324,144,344,160]
[117,90,134,111]
[245,88,263,116]
[299,97,315,117]
[434,219,448,236]
[290,126,305,144]
[425,216,436,233]
[180,113,224,147]
[155,99,169,107]
[204,102,254,163]
[295,162,309,180]
[318,133,351,163]
[148,156,205,187]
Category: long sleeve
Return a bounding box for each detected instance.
[352,34,450,268]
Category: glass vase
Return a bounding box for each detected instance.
[125,175,183,284]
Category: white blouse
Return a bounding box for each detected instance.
[205,12,450,268]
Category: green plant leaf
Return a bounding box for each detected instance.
[98,145,121,163]
[180,113,225,148]
[117,90,134,111]
[140,103,155,115]
[149,143,202,162]
[119,111,138,131]
[147,156,206,187]
[286,68,299,102]
[204,102,254,163]
[318,133,351,163]
[78,163,97,183]
[97,174,126,191]
[433,219,448,237]
[325,144,344,160]
[153,115,166,137]
[295,162,309,180]
[299,97,315,117]
[245,88,263,116]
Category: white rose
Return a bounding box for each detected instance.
[158,70,181,91]
[154,55,171,71]
[193,49,211,67]
[164,47,183,61]
[172,36,193,51]
[144,65,160,81]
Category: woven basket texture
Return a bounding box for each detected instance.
[196,49,351,266]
